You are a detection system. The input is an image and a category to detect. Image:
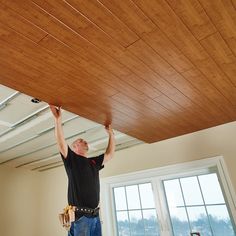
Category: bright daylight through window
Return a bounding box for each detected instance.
[164,173,235,236]
[110,161,236,236]
[113,183,160,236]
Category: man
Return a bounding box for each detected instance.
[50,105,115,236]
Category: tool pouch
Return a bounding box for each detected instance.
[59,205,76,231]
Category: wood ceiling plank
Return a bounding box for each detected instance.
[111,92,225,141]
[38,35,160,100]
[2,0,190,111]
[127,39,230,121]
[116,51,219,125]
[67,96,164,142]
[165,0,217,40]
[0,7,149,102]
[0,26,118,99]
[111,97,188,140]
[0,3,47,42]
[37,0,215,121]
[142,29,193,73]
[200,32,236,87]
[62,0,139,47]
[0,62,55,103]
[134,0,208,60]
[71,80,189,139]
[142,28,236,119]
[197,56,236,105]
[4,0,163,102]
[182,68,236,119]
[1,0,132,79]
[32,0,181,108]
[67,94,134,125]
[165,73,230,120]
[98,0,156,36]
[0,0,235,143]
[134,0,236,105]
[0,23,173,142]
[117,74,162,99]
[61,98,149,141]
[112,92,199,133]
[109,99,175,137]
[116,51,180,93]
[32,0,126,56]
[0,46,96,102]
[153,94,210,129]
[30,0,164,100]
[0,58,157,143]
[128,39,176,78]
[198,0,236,56]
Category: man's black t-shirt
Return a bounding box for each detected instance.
[61,146,104,209]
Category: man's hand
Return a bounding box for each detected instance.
[50,105,62,120]
[105,124,114,136]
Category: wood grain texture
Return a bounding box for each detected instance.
[0,0,235,143]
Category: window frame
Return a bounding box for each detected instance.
[100,156,236,236]
[113,182,160,235]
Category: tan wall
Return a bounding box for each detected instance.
[36,166,67,236]
[0,121,235,236]
[103,121,236,184]
[0,166,40,236]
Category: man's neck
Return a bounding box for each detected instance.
[75,150,87,158]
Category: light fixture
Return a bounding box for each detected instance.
[31,98,41,103]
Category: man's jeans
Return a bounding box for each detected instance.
[68,216,102,236]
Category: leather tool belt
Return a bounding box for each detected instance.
[59,205,100,231]
[75,206,100,217]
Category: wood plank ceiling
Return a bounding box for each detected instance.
[0,0,235,143]
[0,84,143,171]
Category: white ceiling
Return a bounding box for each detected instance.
[0,84,143,172]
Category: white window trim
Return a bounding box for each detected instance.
[100,156,236,236]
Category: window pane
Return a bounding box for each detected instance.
[143,209,160,235]
[170,207,190,236]
[187,206,212,236]
[207,205,235,236]
[180,177,203,205]
[114,187,127,211]
[117,211,130,236]
[114,183,160,236]
[129,210,145,236]
[164,179,184,207]
[199,174,225,204]
[163,173,236,236]
[139,183,155,208]
[126,185,141,210]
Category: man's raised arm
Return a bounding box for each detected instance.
[103,125,115,164]
[50,105,68,158]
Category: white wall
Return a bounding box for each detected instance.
[0,121,236,236]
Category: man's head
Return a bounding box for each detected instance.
[72,138,89,157]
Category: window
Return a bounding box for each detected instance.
[163,173,235,236]
[101,157,236,236]
[113,183,160,236]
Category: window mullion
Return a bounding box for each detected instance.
[152,177,172,236]
[197,176,214,236]
[137,184,145,236]
[179,178,192,233]
[124,186,131,236]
